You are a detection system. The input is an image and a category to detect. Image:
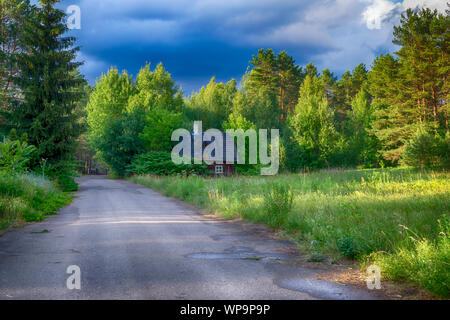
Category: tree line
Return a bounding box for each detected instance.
[1,1,449,178]
[86,7,449,174]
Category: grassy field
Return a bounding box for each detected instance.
[0,173,72,231]
[130,168,450,298]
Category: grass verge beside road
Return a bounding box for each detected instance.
[0,173,72,231]
[129,168,450,298]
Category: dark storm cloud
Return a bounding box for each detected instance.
[57,0,445,93]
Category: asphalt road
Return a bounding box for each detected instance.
[0,176,384,300]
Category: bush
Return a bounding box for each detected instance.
[0,173,71,229]
[263,182,293,229]
[32,160,79,192]
[235,164,262,176]
[139,107,185,152]
[128,152,207,176]
[337,235,361,258]
[437,132,450,169]
[93,109,146,176]
[0,138,36,174]
[402,129,442,167]
[57,175,78,192]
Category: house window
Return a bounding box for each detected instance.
[215,165,223,174]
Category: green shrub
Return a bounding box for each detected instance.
[57,175,78,192]
[128,152,207,176]
[337,235,361,258]
[34,161,79,192]
[402,129,443,168]
[235,164,264,176]
[0,173,71,229]
[437,133,450,169]
[139,107,185,152]
[263,182,293,229]
[93,109,146,176]
[0,138,36,174]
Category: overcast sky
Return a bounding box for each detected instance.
[58,0,447,95]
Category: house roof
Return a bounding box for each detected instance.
[179,132,238,163]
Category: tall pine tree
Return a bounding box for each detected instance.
[247,49,302,125]
[10,0,85,168]
[368,8,449,163]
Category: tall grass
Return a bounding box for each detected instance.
[0,173,71,229]
[130,168,450,298]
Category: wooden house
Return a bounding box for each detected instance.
[187,131,238,176]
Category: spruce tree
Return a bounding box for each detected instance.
[10,0,85,168]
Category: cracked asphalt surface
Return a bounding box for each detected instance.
[0,177,384,299]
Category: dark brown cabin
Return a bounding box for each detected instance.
[189,131,238,176]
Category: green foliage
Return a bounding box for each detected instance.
[287,75,337,169]
[223,113,259,174]
[139,108,184,152]
[0,173,71,229]
[86,67,135,141]
[371,215,450,298]
[0,0,31,114]
[7,0,85,169]
[57,174,78,192]
[218,49,303,129]
[248,49,303,121]
[240,85,282,129]
[438,133,450,169]
[93,110,146,176]
[3,4,448,181]
[263,182,293,229]
[186,77,236,129]
[332,89,379,168]
[128,152,206,176]
[84,9,447,174]
[235,164,263,176]
[402,128,442,168]
[368,9,449,163]
[86,63,185,174]
[281,134,306,172]
[337,235,361,259]
[350,89,372,128]
[222,113,256,131]
[0,138,35,173]
[320,68,337,106]
[127,63,183,113]
[368,54,417,163]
